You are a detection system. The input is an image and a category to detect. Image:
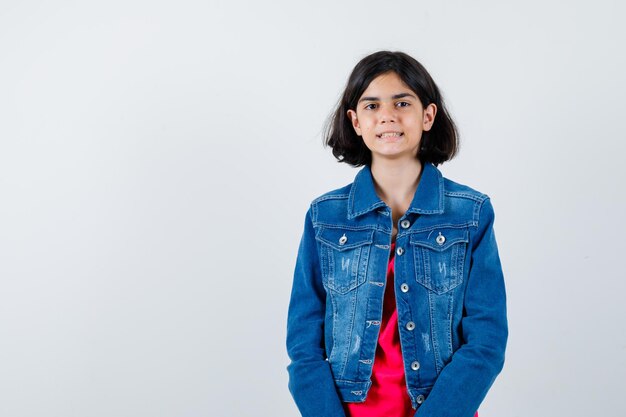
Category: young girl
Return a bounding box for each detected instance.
[286,51,507,417]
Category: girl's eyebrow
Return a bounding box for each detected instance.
[358,92,417,103]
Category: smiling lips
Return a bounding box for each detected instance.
[377,131,404,139]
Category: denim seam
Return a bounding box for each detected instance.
[313,193,350,204]
[340,289,358,379]
[335,378,371,385]
[446,292,454,355]
[474,196,490,224]
[311,202,318,224]
[458,243,466,286]
[438,171,444,210]
[414,247,426,291]
[352,246,363,291]
[407,208,443,215]
[315,223,378,232]
[398,222,475,239]
[348,178,358,217]
[444,191,487,202]
[428,291,442,374]
[316,221,390,234]
[326,243,336,291]
[329,286,338,365]
[358,288,376,380]
[319,243,329,290]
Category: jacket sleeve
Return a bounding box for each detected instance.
[286,205,347,417]
[415,197,508,417]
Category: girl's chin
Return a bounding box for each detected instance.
[370,149,419,160]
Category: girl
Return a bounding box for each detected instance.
[286,51,507,417]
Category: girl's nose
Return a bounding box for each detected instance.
[379,104,396,123]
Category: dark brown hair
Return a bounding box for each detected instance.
[323,50,459,167]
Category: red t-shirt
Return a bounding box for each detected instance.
[344,241,478,417]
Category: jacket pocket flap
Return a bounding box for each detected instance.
[316,227,375,251]
[409,227,469,251]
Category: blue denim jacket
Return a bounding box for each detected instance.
[286,162,508,417]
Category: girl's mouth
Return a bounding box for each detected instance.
[377,132,404,139]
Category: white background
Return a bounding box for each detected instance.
[1,1,625,416]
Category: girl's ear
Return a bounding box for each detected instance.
[422,103,437,132]
[346,109,362,136]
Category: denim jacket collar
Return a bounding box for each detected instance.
[347,162,444,219]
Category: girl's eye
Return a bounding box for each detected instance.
[364,103,377,110]
[397,101,410,108]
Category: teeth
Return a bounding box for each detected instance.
[380,132,402,138]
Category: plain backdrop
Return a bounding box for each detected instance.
[1,1,625,416]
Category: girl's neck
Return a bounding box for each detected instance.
[370,157,423,220]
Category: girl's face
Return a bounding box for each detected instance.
[347,71,437,164]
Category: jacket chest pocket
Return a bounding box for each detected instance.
[315,227,374,294]
[410,227,469,294]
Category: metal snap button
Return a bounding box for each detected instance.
[396,247,404,256]
[406,321,415,331]
[400,283,409,293]
[400,219,410,229]
[339,233,347,245]
[416,394,425,404]
[436,232,445,245]
[411,361,420,371]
